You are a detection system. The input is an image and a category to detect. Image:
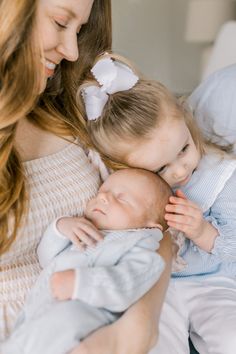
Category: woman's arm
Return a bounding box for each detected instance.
[69,232,172,354]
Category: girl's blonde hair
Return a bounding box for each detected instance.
[77,54,207,169]
[0,0,112,255]
[78,53,232,170]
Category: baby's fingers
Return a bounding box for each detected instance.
[76,221,103,241]
[77,218,103,241]
[73,228,97,247]
[69,233,86,250]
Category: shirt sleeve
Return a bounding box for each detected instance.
[37,218,71,268]
[205,169,236,261]
[72,231,165,312]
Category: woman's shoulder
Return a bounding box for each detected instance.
[16,118,76,162]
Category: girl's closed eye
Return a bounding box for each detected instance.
[156,165,167,175]
[179,143,189,156]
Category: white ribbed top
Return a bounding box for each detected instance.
[0,141,101,340]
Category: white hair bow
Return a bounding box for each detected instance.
[82,58,139,121]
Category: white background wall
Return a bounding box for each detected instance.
[112,0,205,94]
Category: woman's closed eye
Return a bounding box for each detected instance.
[54,19,68,30]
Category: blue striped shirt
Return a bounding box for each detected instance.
[172,153,236,280]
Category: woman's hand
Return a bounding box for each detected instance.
[69,302,158,354]
[165,189,218,251]
[57,217,103,250]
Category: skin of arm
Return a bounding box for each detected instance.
[68,232,172,354]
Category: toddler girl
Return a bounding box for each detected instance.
[78,53,236,354]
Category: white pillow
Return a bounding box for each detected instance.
[187,64,236,151]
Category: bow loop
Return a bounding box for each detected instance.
[82,57,139,121]
[82,86,108,121]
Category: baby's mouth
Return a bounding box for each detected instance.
[93,208,106,215]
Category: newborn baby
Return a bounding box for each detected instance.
[2,168,183,354]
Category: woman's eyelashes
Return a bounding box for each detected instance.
[54,19,67,29]
[54,18,83,35]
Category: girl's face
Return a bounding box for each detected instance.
[125,119,201,188]
[37,0,94,78]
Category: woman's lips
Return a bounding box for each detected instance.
[43,59,57,77]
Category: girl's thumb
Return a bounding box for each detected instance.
[175,189,187,199]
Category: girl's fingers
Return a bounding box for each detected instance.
[175,189,187,199]
[166,220,189,234]
[168,195,199,210]
[165,212,194,226]
[165,203,200,217]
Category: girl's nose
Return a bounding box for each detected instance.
[173,163,188,179]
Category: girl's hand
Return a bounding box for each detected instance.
[57,216,103,250]
[69,303,158,354]
[165,190,218,252]
[50,270,75,300]
[164,189,207,240]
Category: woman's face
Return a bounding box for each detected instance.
[125,119,201,188]
[37,0,94,78]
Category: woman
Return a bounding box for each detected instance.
[0,1,172,353]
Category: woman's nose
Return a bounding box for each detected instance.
[57,34,79,62]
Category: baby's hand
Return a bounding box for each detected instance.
[50,270,75,300]
[164,189,207,240]
[57,216,103,250]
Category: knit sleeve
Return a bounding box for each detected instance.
[206,169,236,262]
[37,218,71,268]
[72,230,165,312]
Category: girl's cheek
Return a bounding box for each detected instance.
[163,175,173,187]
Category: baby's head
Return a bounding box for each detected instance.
[85,168,172,231]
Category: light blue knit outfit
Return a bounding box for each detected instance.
[2,223,164,354]
[172,152,236,280]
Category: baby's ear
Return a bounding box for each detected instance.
[146,221,163,231]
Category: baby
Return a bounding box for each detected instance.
[2,168,181,354]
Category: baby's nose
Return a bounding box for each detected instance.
[98,192,109,204]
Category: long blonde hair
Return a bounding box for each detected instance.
[0,0,112,255]
[78,53,231,170]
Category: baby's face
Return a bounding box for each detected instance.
[85,170,160,230]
